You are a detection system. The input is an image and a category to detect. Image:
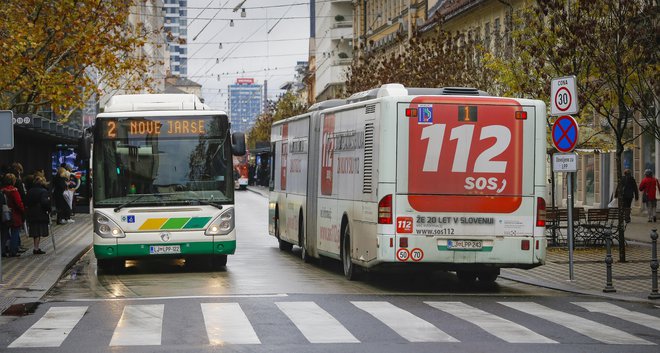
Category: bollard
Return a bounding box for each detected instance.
[603,229,616,293]
[649,229,659,300]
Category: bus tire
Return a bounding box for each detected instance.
[97,258,123,274]
[299,211,310,263]
[478,269,499,283]
[214,255,228,268]
[456,271,477,283]
[275,211,293,251]
[341,224,358,281]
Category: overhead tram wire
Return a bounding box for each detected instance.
[191,0,233,41]
[187,53,308,60]
[187,37,309,45]
[186,0,214,28]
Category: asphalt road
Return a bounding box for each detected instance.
[0,191,658,352]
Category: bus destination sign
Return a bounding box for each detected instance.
[102,117,212,139]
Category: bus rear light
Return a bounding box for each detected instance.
[515,111,528,120]
[536,240,540,250]
[405,108,417,117]
[521,239,530,250]
[399,237,408,248]
[536,197,546,227]
[389,238,394,248]
[378,194,393,224]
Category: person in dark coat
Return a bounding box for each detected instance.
[25,176,51,254]
[618,169,639,223]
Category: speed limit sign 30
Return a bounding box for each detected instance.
[551,76,579,116]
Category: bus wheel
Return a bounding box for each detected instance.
[97,259,123,274]
[456,271,477,283]
[276,217,293,252]
[214,255,228,268]
[341,225,358,280]
[478,269,499,283]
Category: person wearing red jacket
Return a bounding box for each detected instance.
[1,173,25,257]
[639,169,660,222]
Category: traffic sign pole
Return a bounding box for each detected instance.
[551,114,579,282]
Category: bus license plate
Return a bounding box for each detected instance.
[447,240,482,250]
[149,245,181,255]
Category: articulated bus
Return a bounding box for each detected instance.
[86,94,245,272]
[269,84,547,281]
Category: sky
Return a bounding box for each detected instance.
[186,0,312,111]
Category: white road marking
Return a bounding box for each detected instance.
[500,302,654,345]
[425,301,557,343]
[352,301,458,343]
[276,301,359,343]
[8,306,87,348]
[61,293,288,302]
[573,302,660,332]
[109,304,164,346]
[201,303,260,344]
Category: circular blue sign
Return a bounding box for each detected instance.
[552,115,579,152]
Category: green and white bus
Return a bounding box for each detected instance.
[86,94,245,272]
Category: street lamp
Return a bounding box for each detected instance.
[219,43,223,49]
[230,19,234,27]
[241,8,246,18]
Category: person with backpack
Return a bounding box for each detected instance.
[1,173,25,257]
[25,175,51,254]
[639,169,660,222]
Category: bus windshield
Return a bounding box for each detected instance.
[92,115,234,208]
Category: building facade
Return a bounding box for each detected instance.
[349,0,659,216]
[228,78,264,133]
[164,0,188,77]
[314,0,353,101]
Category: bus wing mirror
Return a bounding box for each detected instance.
[231,132,246,156]
[78,127,93,160]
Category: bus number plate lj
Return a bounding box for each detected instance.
[149,245,181,254]
[447,240,482,250]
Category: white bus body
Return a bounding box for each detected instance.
[269,84,547,281]
[90,94,245,271]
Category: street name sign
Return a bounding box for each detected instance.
[551,76,579,116]
[0,110,13,150]
[553,152,578,173]
[552,115,579,152]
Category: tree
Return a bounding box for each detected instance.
[0,0,160,120]
[491,0,658,261]
[246,91,307,150]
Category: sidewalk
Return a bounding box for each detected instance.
[0,213,92,315]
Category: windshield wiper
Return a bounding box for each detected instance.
[188,198,224,210]
[114,195,149,212]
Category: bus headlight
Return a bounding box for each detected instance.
[94,211,126,238]
[205,208,234,236]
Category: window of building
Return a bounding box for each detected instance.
[484,22,491,52]
[584,154,595,206]
[642,130,657,172]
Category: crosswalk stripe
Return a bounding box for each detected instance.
[276,302,359,343]
[109,304,164,346]
[201,303,261,344]
[425,301,557,344]
[352,301,458,343]
[8,306,87,348]
[499,302,654,345]
[573,302,660,332]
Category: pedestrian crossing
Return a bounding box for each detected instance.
[5,300,659,348]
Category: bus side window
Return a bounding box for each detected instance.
[269,142,276,191]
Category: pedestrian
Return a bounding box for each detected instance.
[10,162,27,252]
[1,173,25,257]
[618,169,638,223]
[25,175,51,254]
[52,166,73,224]
[639,169,660,222]
[1,173,10,257]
